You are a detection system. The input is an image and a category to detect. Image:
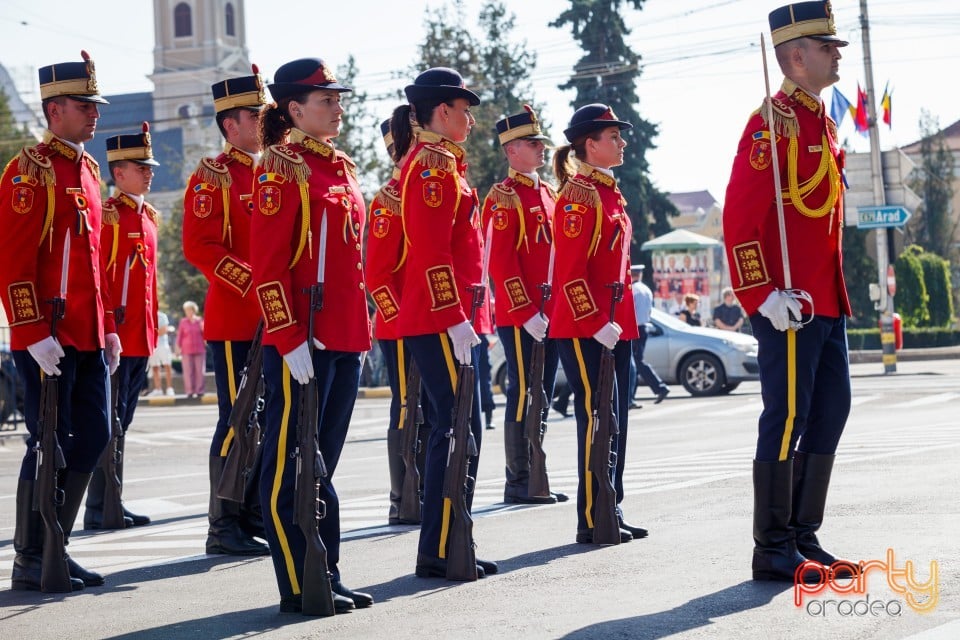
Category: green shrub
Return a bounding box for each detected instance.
[894,245,929,327]
[918,252,955,327]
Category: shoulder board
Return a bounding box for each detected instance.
[15,145,55,186]
[191,156,233,189]
[375,183,401,215]
[412,144,456,172]
[485,182,521,211]
[543,181,559,201]
[260,144,310,184]
[102,200,120,225]
[83,152,99,169]
[144,201,159,224]
[757,97,799,138]
[335,149,356,169]
[559,176,600,208]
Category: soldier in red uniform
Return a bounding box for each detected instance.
[482,106,567,505]
[550,103,646,545]
[251,58,373,614]
[0,51,117,591]
[389,68,496,580]
[84,123,160,530]
[723,1,853,582]
[182,66,269,557]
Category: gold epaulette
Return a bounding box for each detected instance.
[192,157,233,190]
[559,176,600,208]
[485,182,521,211]
[375,184,401,215]
[260,144,310,184]
[544,181,559,201]
[414,143,456,172]
[757,97,799,138]
[336,149,358,178]
[144,201,159,224]
[83,152,101,182]
[16,145,55,186]
[102,198,120,225]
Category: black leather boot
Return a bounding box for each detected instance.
[117,437,150,526]
[386,429,405,524]
[206,457,269,556]
[752,460,823,583]
[238,444,266,539]
[12,478,84,591]
[791,451,857,578]
[83,466,132,529]
[503,421,555,504]
[332,578,374,608]
[59,471,105,587]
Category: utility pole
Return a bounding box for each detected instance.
[860,0,897,373]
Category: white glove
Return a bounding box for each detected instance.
[593,322,622,350]
[27,336,65,376]
[522,313,549,342]
[283,340,314,385]
[446,320,480,366]
[758,290,803,332]
[313,338,326,350]
[105,333,122,375]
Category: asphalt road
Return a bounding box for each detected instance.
[0,358,958,639]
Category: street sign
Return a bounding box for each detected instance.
[843,149,922,226]
[887,264,896,296]
[856,205,912,229]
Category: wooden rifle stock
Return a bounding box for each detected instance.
[524,281,553,499]
[397,358,423,523]
[97,370,126,529]
[442,363,478,581]
[217,323,265,502]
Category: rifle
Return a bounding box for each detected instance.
[397,357,423,523]
[291,212,336,616]
[441,284,485,581]
[524,282,553,499]
[216,322,265,503]
[588,280,624,545]
[33,232,72,591]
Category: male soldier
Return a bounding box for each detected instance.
[84,123,160,530]
[0,51,118,591]
[183,65,268,556]
[723,1,854,582]
[481,106,567,505]
[629,265,669,405]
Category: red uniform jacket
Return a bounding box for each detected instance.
[549,163,638,340]
[250,129,371,355]
[481,168,556,328]
[100,192,159,357]
[396,131,492,337]
[0,131,115,350]
[723,79,850,318]
[365,169,407,340]
[183,143,261,341]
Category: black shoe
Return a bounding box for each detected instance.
[654,389,669,404]
[85,515,134,530]
[123,506,151,527]
[575,528,633,544]
[617,516,649,539]
[551,491,569,503]
[484,409,495,430]
[629,401,642,410]
[332,580,373,608]
[475,558,498,575]
[67,556,105,587]
[206,530,270,556]
[504,493,556,505]
[551,402,569,418]
[11,554,85,591]
[414,554,485,579]
[279,592,354,615]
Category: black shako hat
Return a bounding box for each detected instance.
[563,103,632,142]
[496,104,551,146]
[268,58,352,100]
[379,118,393,154]
[404,68,480,106]
[769,1,848,47]
[106,122,160,166]
[211,64,268,113]
[38,50,109,104]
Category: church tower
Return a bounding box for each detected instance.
[150,0,252,131]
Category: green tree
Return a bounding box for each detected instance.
[918,250,954,327]
[894,244,930,327]
[841,227,878,328]
[0,89,34,163]
[551,0,677,263]
[337,55,392,198]
[157,198,208,315]
[907,110,957,259]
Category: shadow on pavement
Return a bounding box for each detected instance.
[558,580,789,639]
[98,605,292,640]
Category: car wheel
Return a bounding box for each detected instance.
[679,353,726,397]
[720,382,741,395]
[494,363,507,394]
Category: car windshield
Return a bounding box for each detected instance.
[651,308,691,330]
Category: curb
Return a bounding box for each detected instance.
[848,346,960,364]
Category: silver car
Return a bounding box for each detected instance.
[491,308,759,397]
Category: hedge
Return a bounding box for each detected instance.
[847,327,960,350]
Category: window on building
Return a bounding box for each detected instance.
[174,2,192,37]
[225,3,236,36]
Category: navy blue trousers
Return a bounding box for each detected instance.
[557,338,632,532]
[13,348,110,479]
[496,326,559,424]
[631,326,667,398]
[405,333,482,560]
[115,355,148,432]
[209,340,253,457]
[259,346,360,598]
[752,314,850,461]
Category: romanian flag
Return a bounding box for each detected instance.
[853,83,869,135]
[830,87,852,127]
[881,82,892,128]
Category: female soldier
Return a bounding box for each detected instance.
[390,68,495,580]
[550,104,647,544]
[250,58,372,614]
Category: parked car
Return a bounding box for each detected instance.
[1,346,25,425]
[492,308,759,398]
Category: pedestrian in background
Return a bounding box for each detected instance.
[677,293,703,327]
[148,310,175,396]
[713,287,746,332]
[175,300,205,398]
[629,265,669,405]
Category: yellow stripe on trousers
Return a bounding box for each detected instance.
[512,327,527,422]
[397,338,408,428]
[572,338,596,529]
[219,341,239,456]
[438,333,459,559]
[778,329,798,461]
[270,362,301,593]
